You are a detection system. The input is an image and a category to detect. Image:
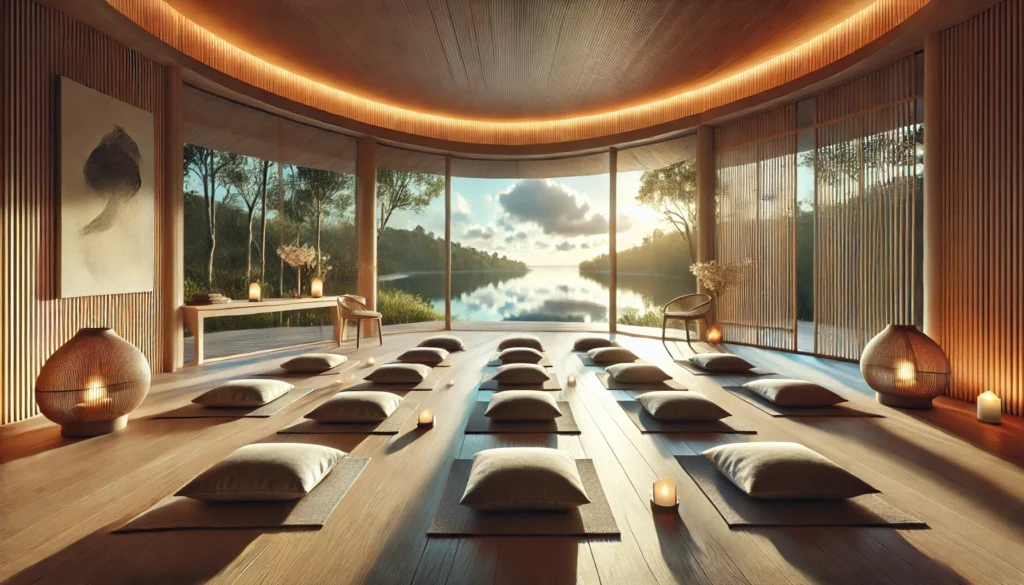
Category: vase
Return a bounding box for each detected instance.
[860,324,950,409]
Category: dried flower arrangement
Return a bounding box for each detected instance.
[689,259,750,300]
[277,244,318,296]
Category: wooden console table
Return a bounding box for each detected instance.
[181,296,343,366]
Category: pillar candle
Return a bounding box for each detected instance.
[977,391,1002,424]
[652,479,677,508]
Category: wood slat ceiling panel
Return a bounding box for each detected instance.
[163,0,876,119]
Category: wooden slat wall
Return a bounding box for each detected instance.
[814,56,921,360]
[0,0,167,424]
[939,0,1023,415]
[715,106,798,350]
[105,0,929,145]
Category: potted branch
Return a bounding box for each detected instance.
[689,259,749,343]
[277,244,317,298]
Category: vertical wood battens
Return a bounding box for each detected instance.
[715,106,798,350]
[813,56,921,361]
[939,0,1023,415]
[1,0,167,424]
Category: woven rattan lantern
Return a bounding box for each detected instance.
[860,324,950,409]
[35,328,151,437]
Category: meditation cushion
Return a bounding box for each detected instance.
[460,447,590,511]
[365,363,431,384]
[306,391,403,423]
[496,347,545,364]
[418,335,465,351]
[573,336,616,351]
[497,334,544,351]
[485,390,562,421]
[743,379,845,407]
[492,363,551,384]
[703,442,877,500]
[637,391,729,421]
[587,346,638,365]
[606,362,671,383]
[192,379,293,407]
[280,353,347,373]
[688,352,754,373]
[396,347,449,366]
[177,443,345,502]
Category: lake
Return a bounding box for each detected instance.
[379,265,695,322]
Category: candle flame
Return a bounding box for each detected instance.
[83,380,106,401]
[895,360,916,383]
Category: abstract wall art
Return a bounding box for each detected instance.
[59,76,155,297]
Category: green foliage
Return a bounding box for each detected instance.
[377,289,444,325]
[376,169,444,239]
[579,230,695,284]
[617,309,663,328]
[636,160,698,263]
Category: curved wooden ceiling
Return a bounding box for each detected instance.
[162,0,875,119]
[106,0,930,145]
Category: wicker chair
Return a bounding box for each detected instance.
[662,293,713,345]
[338,294,383,349]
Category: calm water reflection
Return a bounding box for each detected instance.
[379,266,695,322]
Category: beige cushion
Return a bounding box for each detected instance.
[306,391,403,422]
[703,442,877,500]
[485,391,562,421]
[365,363,431,384]
[177,443,345,502]
[396,347,450,366]
[280,353,347,373]
[419,335,464,351]
[688,353,754,373]
[637,391,729,421]
[496,347,544,364]
[587,346,638,365]
[192,379,293,407]
[459,448,590,511]
[606,362,671,383]
[743,379,844,407]
[573,336,616,351]
[345,309,381,318]
[492,363,551,384]
[497,334,543,351]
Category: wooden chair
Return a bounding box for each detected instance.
[338,295,383,349]
[662,293,713,346]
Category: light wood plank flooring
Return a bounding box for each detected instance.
[2,331,1023,585]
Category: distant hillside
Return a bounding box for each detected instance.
[579,230,695,283]
[378,225,527,274]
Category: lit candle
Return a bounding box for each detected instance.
[248,282,262,302]
[567,375,576,386]
[72,383,112,420]
[707,325,723,345]
[417,408,435,427]
[977,391,1002,425]
[310,277,323,298]
[447,379,455,387]
[367,357,376,366]
[652,479,677,509]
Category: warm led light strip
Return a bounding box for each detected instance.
[107,0,929,145]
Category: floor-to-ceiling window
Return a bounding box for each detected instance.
[612,136,699,335]
[449,154,611,324]
[181,89,357,360]
[375,147,447,327]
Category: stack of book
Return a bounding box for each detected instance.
[187,293,231,306]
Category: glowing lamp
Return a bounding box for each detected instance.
[417,408,435,427]
[706,325,723,345]
[310,277,324,298]
[35,328,150,437]
[651,479,678,510]
[977,391,1002,425]
[860,325,950,409]
[367,357,376,366]
[248,282,262,302]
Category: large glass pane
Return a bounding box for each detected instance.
[375,147,447,327]
[613,136,699,335]
[449,155,610,324]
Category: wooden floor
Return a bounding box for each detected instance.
[2,330,1023,585]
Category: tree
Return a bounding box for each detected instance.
[226,157,273,283]
[291,167,354,277]
[184,145,240,288]
[636,160,698,264]
[376,169,444,240]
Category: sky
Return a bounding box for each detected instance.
[387,172,671,267]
